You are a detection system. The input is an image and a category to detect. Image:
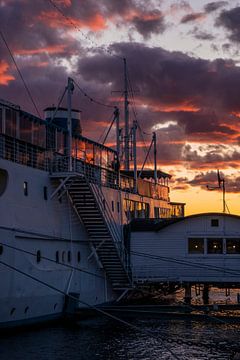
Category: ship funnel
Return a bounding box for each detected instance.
[44,107,82,135]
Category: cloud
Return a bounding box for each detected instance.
[204,1,228,13]
[191,27,215,40]
[180,12,206,24]
[0,61,15,85]
[216,6,240,42]
[130,10,166,39]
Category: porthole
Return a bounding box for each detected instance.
[23,181,28,196]
[0,169,8,196]
[10,308,16,316]
[36,250,41,263]
[77,251,81,263]
[0,245,3,255]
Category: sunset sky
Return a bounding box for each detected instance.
[1,0,240,215]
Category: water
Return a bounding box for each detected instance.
[0,316,239,360]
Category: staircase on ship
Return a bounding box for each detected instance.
[50,165,132,291]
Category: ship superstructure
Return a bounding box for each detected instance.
[0,78,184,327]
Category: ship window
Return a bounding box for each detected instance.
[0,108,2,133]
[111,201,114,212]
[36,250,41,263]
[207,238,223,254]
[56,251,59,263]
[68,251,71,262]
[24,306,29,314]
[226,239,240,254]
[43,186,48,200]
[5,108,17,137]
[62,251,65,262]
[154,207,160,219]
[0,245,3,255]
[117,202,120,213]
[23,181,28,196]
[188,238,204,254]
[77,251,81,263]
[19,115,32,143]
[0,169,8,196]
[211,219,219,227]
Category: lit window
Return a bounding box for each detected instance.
[207,238,223,254]
[188,238,204,254]
[226,239,240,254]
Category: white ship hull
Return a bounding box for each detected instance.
[0,158,116,328]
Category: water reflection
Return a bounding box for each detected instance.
[0,316,238,360]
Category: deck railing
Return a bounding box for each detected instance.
[0,133,169,201]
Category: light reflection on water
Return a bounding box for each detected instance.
[0,316,239,360]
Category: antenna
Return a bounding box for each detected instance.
[206,170,229,213]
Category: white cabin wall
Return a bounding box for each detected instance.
[131,214,240,283]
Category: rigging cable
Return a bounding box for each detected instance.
[74,80,116,109]
[45,0,123,61]
[0,258,183,360]
[0,242,104,279]
[131,250,240,277]
[0,244,237,356]
[0,30,41,118]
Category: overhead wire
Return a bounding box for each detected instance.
[0,30,41,118]
[0,242,104,279]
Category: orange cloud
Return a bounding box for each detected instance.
[38,11,107,31]
[55,0,72,6]
[15,45,67,56]
[0,61,15,85]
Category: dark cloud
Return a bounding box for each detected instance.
[191,27,215,40]
[170,1,192,13]
[216,7,240,42]
[130,10,166,39]
[184,171,240,193]
[204,1,228,13]
[180,12,205,24]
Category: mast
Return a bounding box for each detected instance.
[67,77,74,171]
[153,132,157,183]
[123,58,129,170]
[132,120,138,192]
[114,107,120,158]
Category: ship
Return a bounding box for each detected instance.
[0,76,185,328]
